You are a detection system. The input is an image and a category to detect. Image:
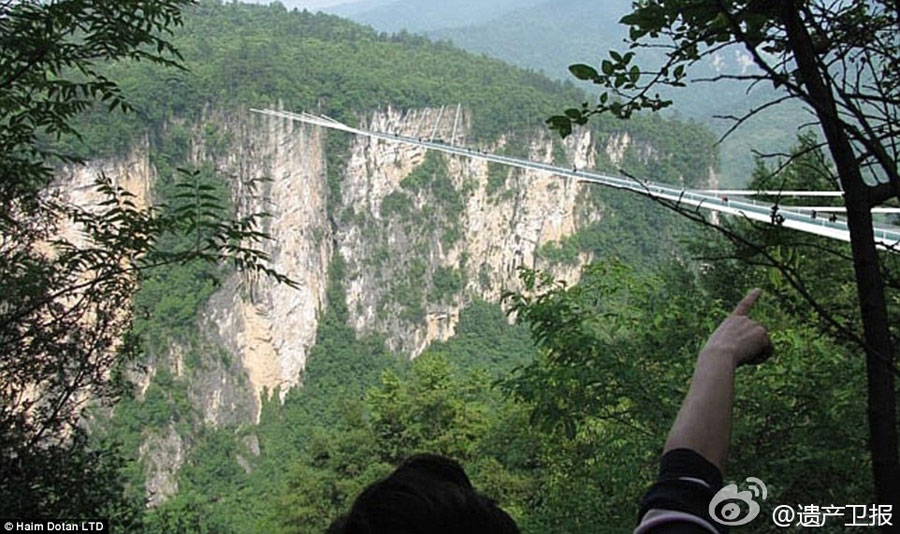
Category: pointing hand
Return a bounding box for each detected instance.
[703,289,774,367]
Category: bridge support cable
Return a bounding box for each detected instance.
[429,105,445,142]
[251,108,900,251]
[450,103,461,146]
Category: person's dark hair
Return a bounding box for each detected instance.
[326,454,520,534]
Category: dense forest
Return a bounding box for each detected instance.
[3,1,896,533]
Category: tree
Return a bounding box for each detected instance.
[548,1,900,517]
[0,0,290,519]
[502,257,872,533]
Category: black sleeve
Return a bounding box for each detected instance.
[636,448,726,534]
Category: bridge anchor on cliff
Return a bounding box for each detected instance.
[251,108,900,252]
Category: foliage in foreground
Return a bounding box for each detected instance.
[144,252,869,534]
[550,0,900,505]
[0,0,289,522]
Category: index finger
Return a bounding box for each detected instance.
[732,288,762,316]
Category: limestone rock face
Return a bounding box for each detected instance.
[53,105,711,505]
[337,107,594,356]
[140,424,184,507]
[51,107,602,427]
[52,104,721,429]
[193,106,599,420]
[52,136,155,246]
[192,108,332,419]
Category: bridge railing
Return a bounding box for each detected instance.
[252,108,900,251]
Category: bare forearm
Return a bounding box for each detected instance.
[638,290,770,533]
[662,289,772,473]
[663,348,737,472]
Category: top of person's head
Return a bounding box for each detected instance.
[326,453,520,534]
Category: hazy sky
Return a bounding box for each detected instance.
[245,0,359,9]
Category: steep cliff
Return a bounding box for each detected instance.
[190,108,332,419]
[338,107,594,356]
[52,135,155,244]
[57,103,712,505]
[190,105,598,423]
[63,105,712,430]
[26,1,729,515]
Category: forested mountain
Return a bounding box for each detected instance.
[428,0,632,74]
[244,0,362,10]
[355,0,807,186]
[256,0,807,187]
[51,1,716,530]
[7,1,881,533]
[328,0,546,33]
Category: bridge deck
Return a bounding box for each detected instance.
[251,108,900,251]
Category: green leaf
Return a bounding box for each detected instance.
[569,63,599,81]
[547,116,573,138]
[601,60,614,76]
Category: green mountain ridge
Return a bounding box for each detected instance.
[70,2,726,531]
[415,0,813,186]
[31,2,868,534]
[327,0,547,33]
